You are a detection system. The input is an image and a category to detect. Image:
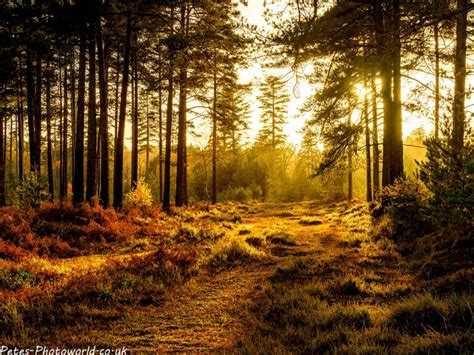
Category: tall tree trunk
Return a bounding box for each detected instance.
[97,17,109,207]
[452,0,467,155]
[211,54,217,205]
[348,115,353,202]
[390,0,404,183]
[374,0,395,187]
[46,61,54,200]
[86,21,97,202]
[371,74,380,199]
[158,57,163,202]
[175,5,188,207]
[25,35,36,175]
[34,54,42,174]
[162,9,175,213]
[131,32,139,189]
[145,91,150,178]
[0,112,5,206]
[70,48,76,190]
[364,76,372,203]
[60,55,68,200]
[114,44,120,147]
[73,30,86,204]
[16,56,24,182]
[113,13,132,209]
[434,21,440,139]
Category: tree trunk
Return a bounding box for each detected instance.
[175,5,188,207]
[162,10,175,213]
[73,30,86,204]
[86,21,97,202]
[364,76,372,203]
[113,13,132,209]
[0,112,5,206]
[390,0,404,183]
[145,91,150,178]
[348,115,353,202]
[71,48,76,191]
[34,54,42,174]
[25,41,36,175]
[434,21,440,139]
[211,54,218,205]
[452,0,467,155]
[16,56,24,182]
[158,56,163,202]
[97,16,109,207]
[371,74,380,199]
[60,55,68,200]
[46,61,54,200]
[131,32,139,189]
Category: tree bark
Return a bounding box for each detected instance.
[371,74,380,199]
[34,54,42,174]
[364,76,372,203]
[131,32,139,189]
[175,4,188,207]
[60,55,68,200]
[113,13,132,209]
[390,0,404,183]
[16,56,24,182]
[25,36,36,175]
[452,0,467,155]
[86,21,97,202]
[46,61,54,199]
[97,17,109,207]
[211,54,218,205]
[73,30,86,204]
[434,21,440,139]
[158,56,163,202]
[162,9,175,213]
[0,112,5,206]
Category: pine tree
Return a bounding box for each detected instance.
[257,75,288,152]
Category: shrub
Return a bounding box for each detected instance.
[265,231,299,246]
[418,136,474,236]
[12,172,49,209]
[380,178,432,242]
[124,178,153,208]
[299,216,323,225]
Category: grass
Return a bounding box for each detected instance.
[207,236,266,271]
[298,216,323,225]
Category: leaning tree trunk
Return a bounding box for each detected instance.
[113,14,132,209]
[73,30,86,204]
[86,21,98,203]
[452,0,467,156]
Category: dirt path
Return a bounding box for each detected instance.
[85,201,404,353]
[77,202,334,353]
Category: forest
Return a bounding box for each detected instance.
[0,0,473,353]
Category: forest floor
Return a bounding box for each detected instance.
[1,201,472,353]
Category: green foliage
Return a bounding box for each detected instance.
[418,137,474,234]
[124,178,153,208]
[380,178,432,241]
[12,172,49,209]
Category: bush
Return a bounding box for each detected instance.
[381,178,432,241]
[124,178,153,208]
[12,172,49,209]
[418,136,474,236]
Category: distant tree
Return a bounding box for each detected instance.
[257,75,288,154]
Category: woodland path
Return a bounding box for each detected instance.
[84,201,404,353]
